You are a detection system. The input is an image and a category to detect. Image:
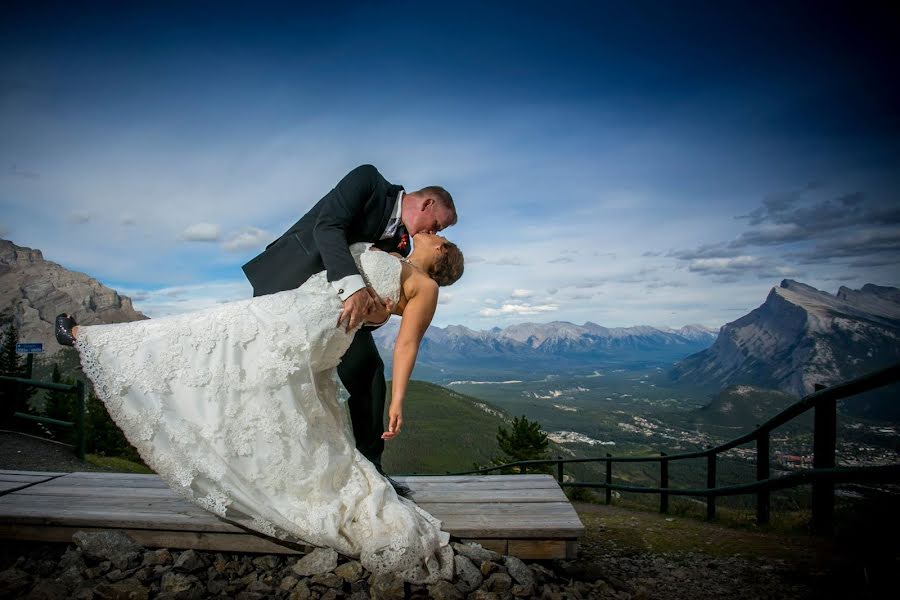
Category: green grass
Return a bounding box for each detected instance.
[86,454,154,474]
[382,380,509,474]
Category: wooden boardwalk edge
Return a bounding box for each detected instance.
[0,471,585,560]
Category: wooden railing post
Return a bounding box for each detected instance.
[757,430,770,525]
[660,452,669,514]
[605,453,612,505]
[74,380,86,460]
[706,450,717,521]
[812,382,836,535]
[556,457,563,483]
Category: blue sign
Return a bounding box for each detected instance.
[15,343,44,354]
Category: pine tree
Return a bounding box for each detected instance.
[0,326,24,426]
[496,415,550,464]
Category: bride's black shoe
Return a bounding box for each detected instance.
[55,313,77,346]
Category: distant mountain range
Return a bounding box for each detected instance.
[0,239,147,355]
[673,279,900,420]
[373,320,719,380]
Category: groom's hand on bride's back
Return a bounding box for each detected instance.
[337,287,390,332]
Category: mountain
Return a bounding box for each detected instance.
[673,280,900,418]
[373,320,718,380]
[690,385,807,431]
[0,239,147,355]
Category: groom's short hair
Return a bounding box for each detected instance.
[417,186,458,226]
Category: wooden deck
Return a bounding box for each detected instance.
[0,470,583,559]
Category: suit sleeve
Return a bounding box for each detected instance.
[313,164,381,290]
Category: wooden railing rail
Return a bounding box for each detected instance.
[0,375,86,459]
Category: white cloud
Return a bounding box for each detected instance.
[180,223,221,242]
[118,280,253,318]
[511,288,534,298]
[438,292,453,305]
[223,227,272,252]
[479,302,559,317]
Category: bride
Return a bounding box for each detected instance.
[54,233,464,583]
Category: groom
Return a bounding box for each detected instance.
[242,164,457,495]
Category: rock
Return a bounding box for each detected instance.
[245,579,274,594]
[70,588,95,600]
[427,579,463,600]
[369,572,405,600]
[173,550,206,573]
[235,592,265,600]
[207,579,228,595]
[479,560,501,577]
[25,581,68,600]
[279,575,299,590]
[484,572,512,594]
[160,571,199,595]
[451,542,500,564]
[105,568,127,582]
[94,578,150,600]
[55,566,85,591]
[290,548,338,577]
[288,580,312,600]
[504,556,534,587]
[453,555,482,592]
[252,555,281,571]
[468,591,499,600]
[58,548,86,573]
[0,567,31,598]
[511,583,534,597]
[72,531,143,571]
[311,573,343,588]
[335,560,364,582]
[142,549,173,567]
[348,591,370,600]
[320,590,339,600]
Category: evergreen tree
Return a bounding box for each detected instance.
[0,326,26,426]
[0,325,21,376]
[85,391,143,464]
[496,415,550,464]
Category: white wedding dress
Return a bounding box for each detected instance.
[74,244,453,583]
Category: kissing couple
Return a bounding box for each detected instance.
[56,164,465,583]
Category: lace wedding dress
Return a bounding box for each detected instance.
[74,244,453,583]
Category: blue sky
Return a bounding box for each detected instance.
[2,1,898,329]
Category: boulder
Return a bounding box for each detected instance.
[290,548,338,577]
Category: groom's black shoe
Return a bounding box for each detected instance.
[55,313,77,347]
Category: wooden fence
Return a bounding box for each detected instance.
[454,362,900,535]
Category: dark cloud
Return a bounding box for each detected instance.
[642,250,662,257]
[548,256,574,264]
[789,228,900,264]
[668,242,742,260]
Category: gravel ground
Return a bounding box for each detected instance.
[0,430,110,472]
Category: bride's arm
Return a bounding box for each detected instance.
[382,277,438,441]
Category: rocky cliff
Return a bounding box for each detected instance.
[0,239,147,355]
[673,280,900,398]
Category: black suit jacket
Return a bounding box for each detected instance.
[242,164,405,297]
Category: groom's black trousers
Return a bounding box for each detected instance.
[337,329,386,471]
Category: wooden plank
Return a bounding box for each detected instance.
[507,539,569,560]
[56,472,161,480]
[459,538,508,555]
[394,475,556,484]
[0,470,68,477]
[0,474,57,483]
[15,486,179,499]
[407,488,567,503]
[435,515,583,538]
[0,482,34,494]
[0,507,240,533]
[416,501,579,516]
[40,479,170,489]
[400,479,560,491]
[0,525,304,555]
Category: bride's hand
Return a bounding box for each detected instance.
[381,405,403,441]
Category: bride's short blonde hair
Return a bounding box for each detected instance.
[430,242,464,287]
